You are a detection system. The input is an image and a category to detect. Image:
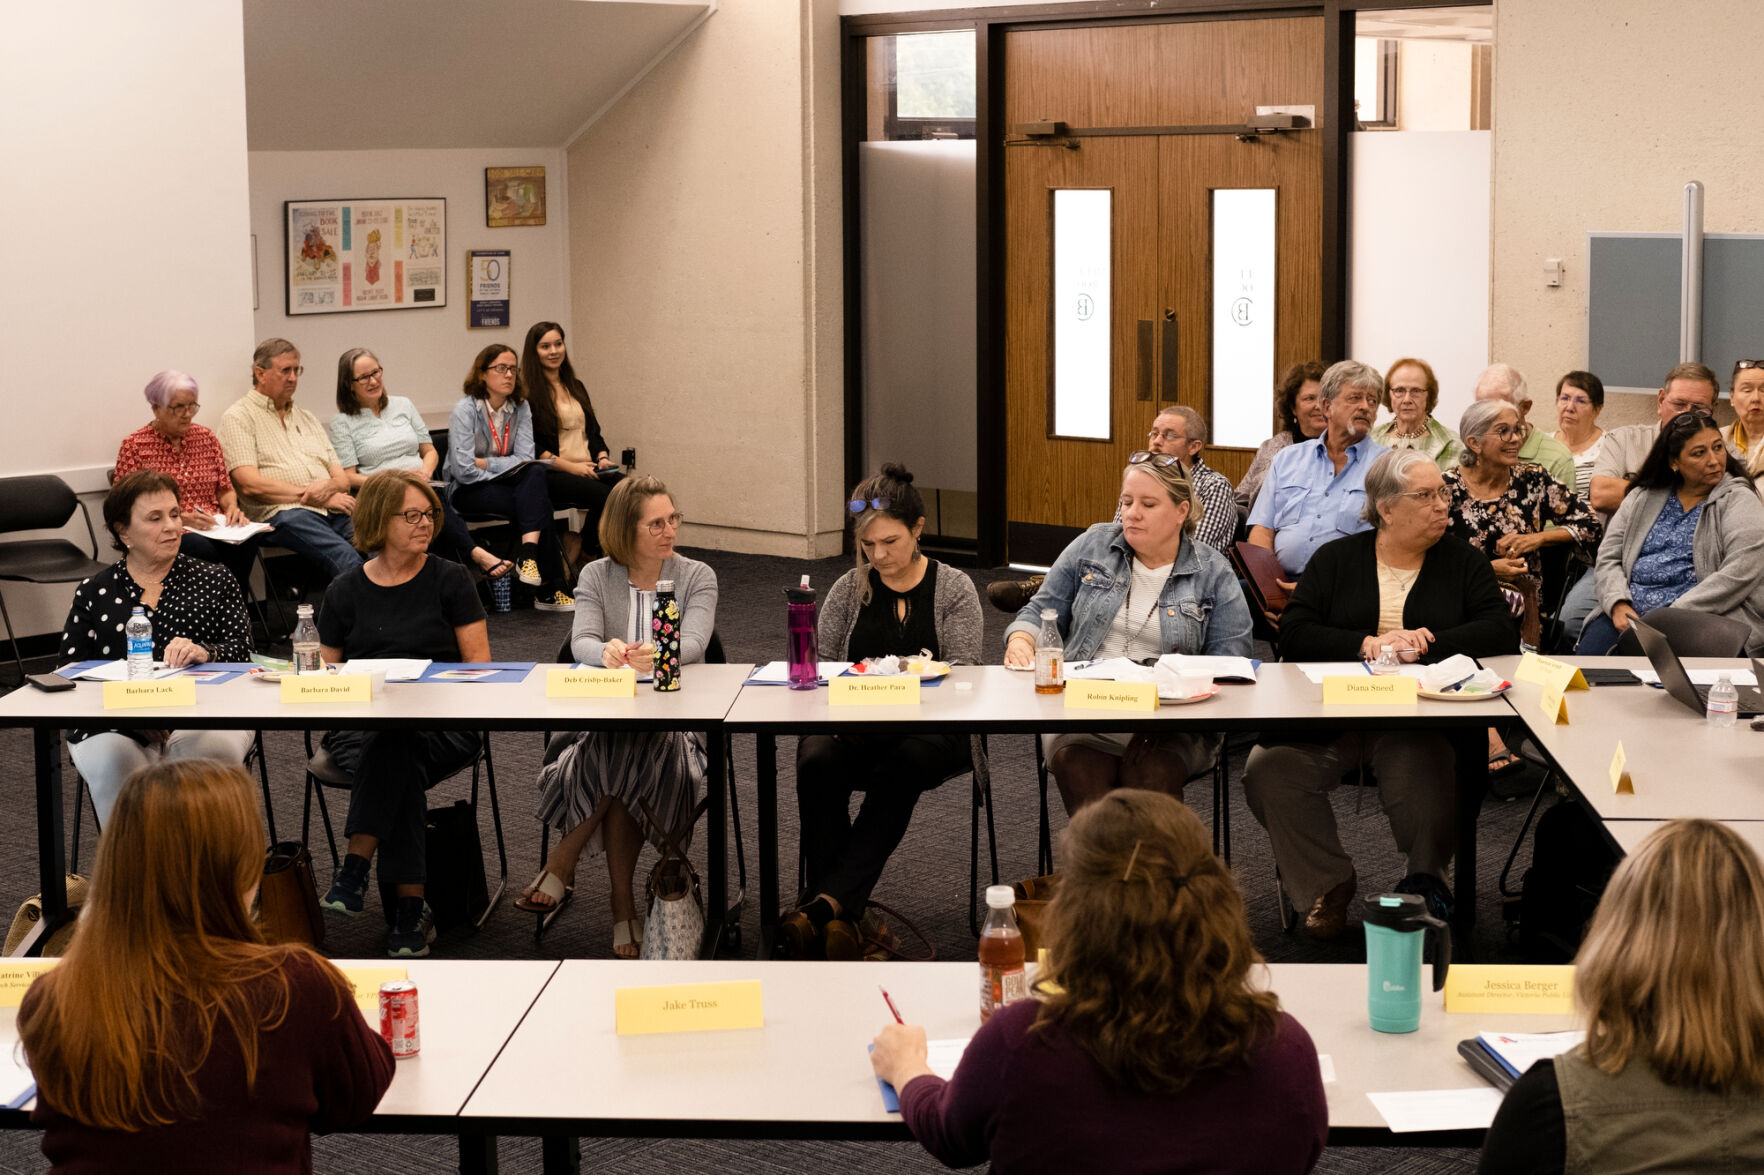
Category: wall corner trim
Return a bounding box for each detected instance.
[562,1,720,150]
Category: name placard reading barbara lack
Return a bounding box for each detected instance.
[1321,675,1418,705]
[829,676,921,706]
[1442,965,1574,1015]
[614,980,764,1035]
[102,677,198,710]
[280,674,372,704]
[1063,679,1157,712]
[546,666,637,698]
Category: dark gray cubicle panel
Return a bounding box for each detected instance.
[1700,235,1764,381]
[1590,232,1764,391]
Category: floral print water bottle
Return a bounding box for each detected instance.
[651,579,681,692]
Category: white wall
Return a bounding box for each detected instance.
[1397,40,1473,131]
[248,149,572,426]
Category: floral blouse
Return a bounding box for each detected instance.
[1628,495,1703,614]
[1442,462,1602,579]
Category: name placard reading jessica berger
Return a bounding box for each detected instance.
[614,980,764,1035]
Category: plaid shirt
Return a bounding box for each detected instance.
[114,423,232,516]
[217,391,341,521]
[1112,455,1238,554]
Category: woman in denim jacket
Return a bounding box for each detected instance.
[1005,454,1251,815]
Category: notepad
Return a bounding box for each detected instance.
[1475,1030,1583,1079]
[871,1038,971,1112]
[746,661,855,685]
[185,519,271,543]
[342,658,431,682]
[64,660,181,682]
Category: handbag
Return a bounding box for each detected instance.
[423,800,490,933]
[1011,873,1059,960]
[4,875,89,958]
[638,798,704,960]
[259,842,325,947]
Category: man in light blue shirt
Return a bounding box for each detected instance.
[1247,360,1389,580]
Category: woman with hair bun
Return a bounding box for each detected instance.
[871,788,1327,1173]
[781,463,983,960]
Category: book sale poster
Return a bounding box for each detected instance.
[285,198,446,315]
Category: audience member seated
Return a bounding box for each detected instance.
[328,346,513,582]
[1579,410,1764,655]
[1243,450,1514,938]
[522,320,624,571]
[519,476,716,958]
[1236,360,1328,513]
[1724,358,1764,475]
[1370,356,1460,468]
[446,343,574,611]
[114,369,257,590]
[1550,370,1606,498]
[783,464,982,961]
[1004,454,1251,815]
[1247,359,1389,583]
[1471,363,1575,486]
[217,338,363,580]
[18,760,393,1172]
[1480,820,1764,1175]
[1138,406,1237,554]
[58,471,253,827]
[316,470,492,957]
[872,789,1328,1175]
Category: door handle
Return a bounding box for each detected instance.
[1160,316,1178,403]
[1137,320,1154,402]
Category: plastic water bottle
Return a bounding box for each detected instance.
[651,579,680,692]
[125,607,153,679]
[785,575,818,690]
[1707,673,1739,728]
[1033,609,1064,695]
[1370,644,1402,675]
[978,886,1027,1023]
[292,604,322,674]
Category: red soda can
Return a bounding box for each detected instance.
[379,979,420,1058]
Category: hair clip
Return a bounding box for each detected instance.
[1121,840,1142,882]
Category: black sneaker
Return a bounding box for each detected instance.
[1393,871,1453,924]
[320,853,371,915]
[388,896,436,958]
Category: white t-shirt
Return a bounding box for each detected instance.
[1096,557,1174,661]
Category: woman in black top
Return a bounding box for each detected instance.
[783,465,983,960]
[521,321,621,569]
[60,471,254,827]
[316,470,490,958]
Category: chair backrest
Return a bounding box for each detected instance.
[1615,605,1750,658]
[0,476,81,535]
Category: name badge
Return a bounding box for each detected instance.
[1063,679,1157,712]
[546,667,636,698]
[0,960,56,1007]
[829,676,921,706]
[281,674,372,703]
[615,980,764,1035]
[1321,675,1418,705]
[339,967,410,1016]
[1443,965,1574,1015]
[102,677,198,709]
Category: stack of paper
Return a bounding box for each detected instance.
[1155,654,1258,682]
[1476,1030,1583,1078]
[184,517,271,544]
[342,659,431,682]
[61,661,181,682]
[746,661,855,685]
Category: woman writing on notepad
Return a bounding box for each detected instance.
[871,789,1327,1174]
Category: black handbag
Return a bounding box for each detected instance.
[421,800,489,933]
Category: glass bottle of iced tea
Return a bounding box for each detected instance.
[979,885,1027,1022]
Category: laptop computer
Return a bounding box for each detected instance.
[1631,618,1764,717]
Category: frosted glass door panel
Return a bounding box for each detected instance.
[1051,189,1112,440]
[1212,189,1276,449]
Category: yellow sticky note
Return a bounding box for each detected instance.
[0,960,57,1007]
[1063,679,1157,712]
[1540,680,1569,724]
[1321,675,1418,705]
[102,677,197,710]
[338,967,409,1016]
[280,674,372,703]
[614,980,764,1035]
[1610,741,1633,794]
[829,676,922,706]
[1516,652,1588,691]
[546,666,636,698]
[1443,965,1575,1014]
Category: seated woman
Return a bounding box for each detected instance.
[59,471,254,827]
[18,760,393,1172]
[327,346,512,580]
[1370,356,1461,469]
[446,343,574,611]
[1480,820,1764,1175]
[1551,370,1607,499]
[1725,358,1764,475]
[114,369,257,590]
[872,789,1328,1174]
[1235,360,1328,512]
[1003,454,1251,815]
[1243,450,1514,939]
[1579,410,1764,655]
[317,470,492,957]
[521,321,623,571]
[784,464,982,960]
[519,475,717,957]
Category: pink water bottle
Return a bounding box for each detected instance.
[786,574,818,690]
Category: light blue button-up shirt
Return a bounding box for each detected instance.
[1246,433,1388,577]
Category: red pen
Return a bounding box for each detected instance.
[878,984,905,1024]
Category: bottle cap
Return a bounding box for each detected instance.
[297,604,314,616]
[785,583,816,604]
[1040,608,1057,620]
[656,579,674,592]
[986,884,1015,909]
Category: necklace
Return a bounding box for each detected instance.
[1391,421,1430,439]
[1122,561,1175,647]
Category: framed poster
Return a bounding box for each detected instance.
[284,197,446,315]
[467,249,511,329]
[485,166,546,227]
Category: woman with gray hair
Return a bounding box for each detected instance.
[1243,448,1513,938]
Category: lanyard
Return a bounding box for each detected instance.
[485,405,511,457]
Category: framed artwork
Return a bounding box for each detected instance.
[283,197,446,316]
[485,166,546,227]
[467,249,511,329]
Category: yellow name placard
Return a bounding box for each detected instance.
[829,676,921,706]
[1063,679,1157,712]
[281,674,372,704]
[614,980,764,1035]
[339,967,409,1016]
[1443,964,1575,1015]
[546,666,636,698]
[1515,652,1589,691]
[1540,680,1570,724]
[102,677,197,710]
[0,960,57,1007]
[1321,675,1418,705]
[1610,741,1633,794]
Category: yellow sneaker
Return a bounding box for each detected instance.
[533,589,575,612]
[517,558,543,586]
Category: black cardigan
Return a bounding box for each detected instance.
[532,380,609,463]
[1278,530,1517,664]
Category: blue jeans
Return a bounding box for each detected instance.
[268,508,361,579]
[1575,612,1624,655]
[1554,571,1600,653]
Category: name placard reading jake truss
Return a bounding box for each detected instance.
[1064,679,1158,712]
[1321,675,1418,705]
[547,666,636,698]
[615,980,764,1036]
[829,676,921,706]
[102,678,197,710]
[280,674,372,704]
[1443,965,1574,1015]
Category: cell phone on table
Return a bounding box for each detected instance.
[26,673,75,692]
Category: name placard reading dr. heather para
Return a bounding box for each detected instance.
[1321,675,1418,705]
[102,678,198,710]
[829,676,921,706]
[614,980,764,1035]
[280,674,372,704]
[1063,679,1157,712]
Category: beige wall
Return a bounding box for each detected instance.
[1491,0,1762,428]
[567,0,846,558]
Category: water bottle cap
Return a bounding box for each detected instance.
[1040,608,1057,619]
[1718,673,1733,682]
[985,885,1015,909]
[296,604,314,616]
[656,579,674,592]
[785,585,816,604]
[131,605,144,614]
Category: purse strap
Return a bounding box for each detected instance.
[858,899,937,962]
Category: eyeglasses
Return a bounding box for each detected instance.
[396,508,440,526]
[352,367,384,384]
[163,402,200,416]
[1485,423,1523,440]
[1127,451,1183,467]
[1146,429,1189,445]
[1397,487,1452,505]
[264,365,304,377]
[643,512,683,536]
[1387,385,1429,399]
[486,363,519,377]
[1665,409,1719,433]
[1736,360,1764,372]
[1557,392,1593,407]
[849,497,890,514]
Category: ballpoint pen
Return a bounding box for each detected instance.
[878,984,905,1024]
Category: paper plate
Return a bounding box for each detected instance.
[1159,686,1220,706]
[1417,683,1512,702]
[249,665,337,683]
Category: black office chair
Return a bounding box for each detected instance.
[0,475,109,681]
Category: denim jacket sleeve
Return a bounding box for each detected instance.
[1195,549,1253,656]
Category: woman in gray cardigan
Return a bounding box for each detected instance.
[1580,411,1764,654]
[517,475,718,957]
[782,464,983,960]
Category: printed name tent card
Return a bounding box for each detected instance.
[615,980,764,1035]
[1321,675,1418,705]
[547,666,637,698]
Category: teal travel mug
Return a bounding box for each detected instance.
[1363,893,1450,1034]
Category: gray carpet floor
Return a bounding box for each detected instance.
[0,547,1547,1172]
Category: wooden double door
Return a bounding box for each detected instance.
[1004,16,1324,563]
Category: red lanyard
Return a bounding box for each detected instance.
[485,405,511,457]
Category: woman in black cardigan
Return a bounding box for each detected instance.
[521,320,623,570]
[1244,449,1516,939]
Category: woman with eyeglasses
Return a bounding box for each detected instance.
[1724,359,1764,476]
[446,343,574,611]
[1370,356,1460,469]
[520,475,717,958]
[316,470,492,958]
[1236,360,1329,512]
[1550,370,1607,498]
[328,346,513,582]
[781,464,982,960]
[521,321,623,573]
[1005,453,1251,818]
[1578,410,1764,655]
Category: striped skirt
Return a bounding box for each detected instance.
[535,730,706,856]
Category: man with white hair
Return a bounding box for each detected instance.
[1471,363,1575,485]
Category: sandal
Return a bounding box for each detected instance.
[1488,750,1524,779]
[482,558,515,580]
[613,919,645,959]
[515,869,572,913]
